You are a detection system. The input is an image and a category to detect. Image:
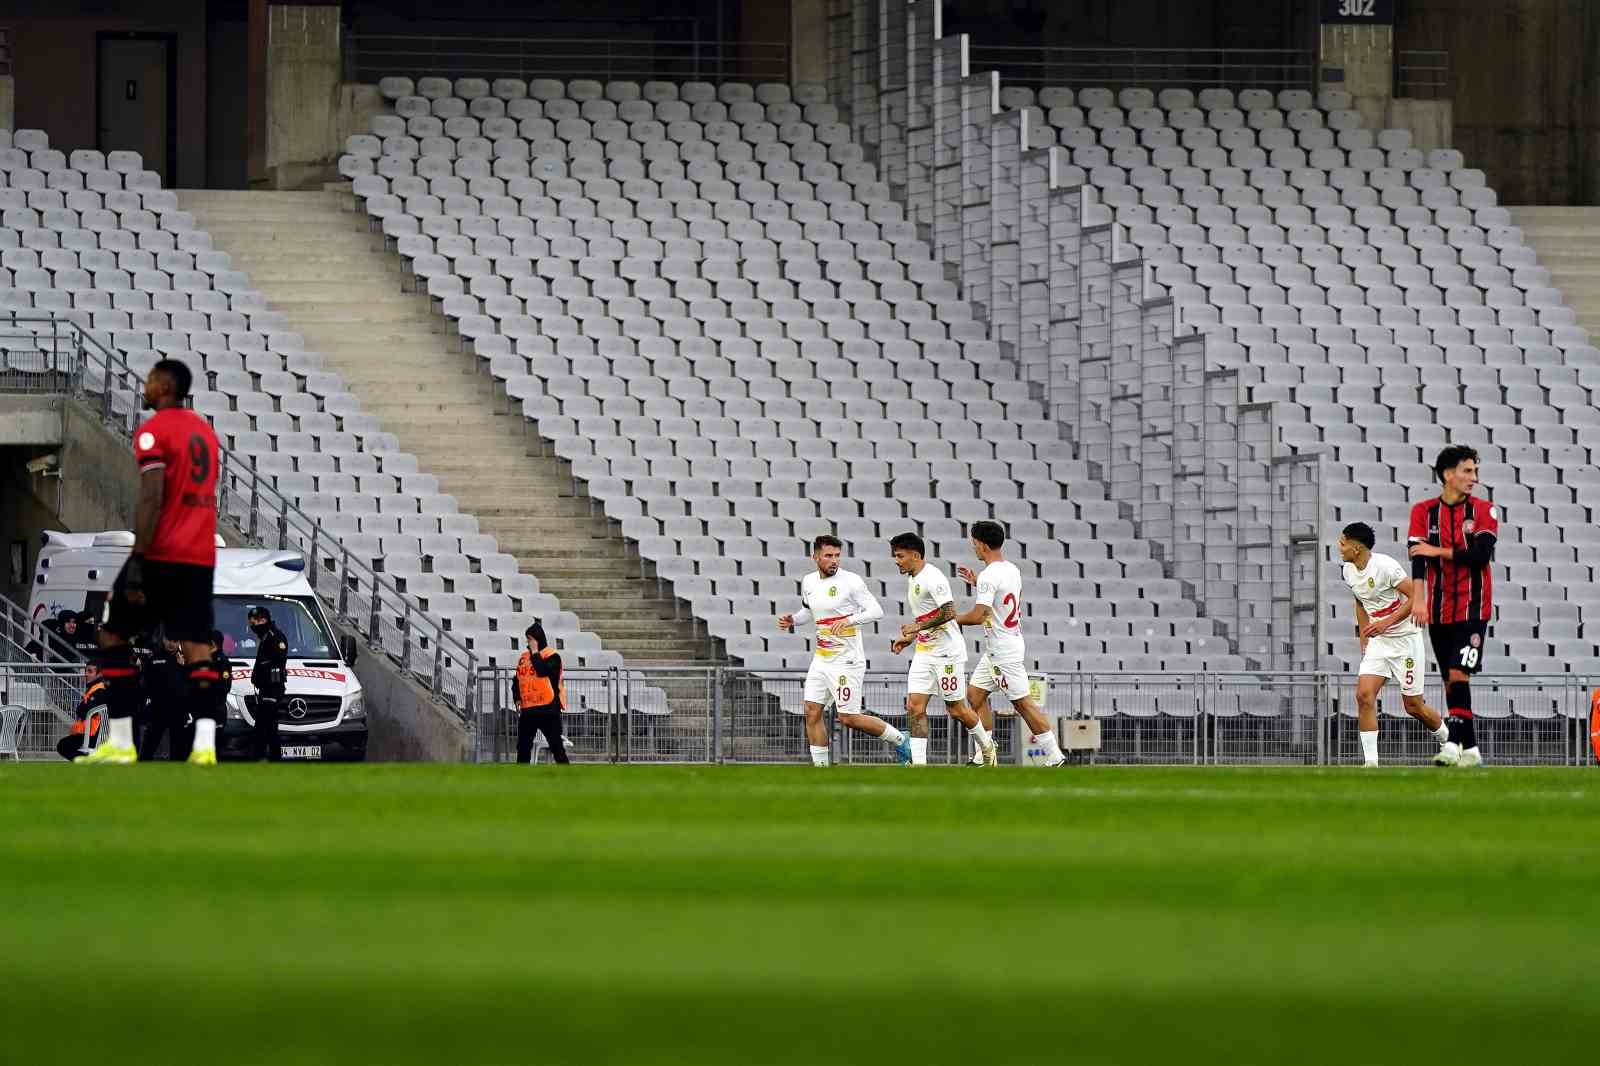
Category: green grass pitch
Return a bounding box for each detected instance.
[3,763,1597,1065]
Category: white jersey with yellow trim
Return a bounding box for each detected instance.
[1342,552,1420,640]
[796,568,880,664]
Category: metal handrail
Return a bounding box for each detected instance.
[965,45,1316,91]
[1395,49,1449,100]
[0,312,480,719]
[344,33,790,85]
[0,591,82,665]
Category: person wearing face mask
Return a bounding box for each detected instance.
[513,620,569,765]
[247,605,289,762]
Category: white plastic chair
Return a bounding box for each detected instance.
[0,705,28,760]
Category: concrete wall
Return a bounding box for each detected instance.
[0,397,66,606]
[1388,97,1453,153]
[791,0,827,86]
[207,12,251,190]
[0,75,14,131]
[6,0,210,188]
[265,4,344,190]
[1398,0,1600,205]
[1319,22,1393,133]
[0,396,134,605]
[337,626,472,761]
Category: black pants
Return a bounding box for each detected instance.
[139,707,192,761]
[517,708,568,764]
[57,736,84,761]
[254,690,283,761]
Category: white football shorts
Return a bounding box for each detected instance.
[907,652,967,701]
[1358,629,1426,697]
[969,654,1030,699]
[804,657,865,714]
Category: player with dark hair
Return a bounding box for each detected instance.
[1408,445,1500,767]
[955,520,1065,766]
[890,531,996,766]
[1338,521,1452,767]
[80,359,223,765]
[778,534,896,766]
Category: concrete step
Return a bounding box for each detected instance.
[186,188,709,673]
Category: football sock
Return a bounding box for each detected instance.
[108,715,135,750]
[183,660,224,723]
[1446,681,1477,747]
[95,643,142,728]
[1359,730,1379,766]
[808,745,829,767]
[192,719,217,756]
[909,737,928,765]
[879,723,905,746]
[968,722,993,749]
[1431,723,1451,744]
[1034,730,1066,765]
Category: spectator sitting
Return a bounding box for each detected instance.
[58,665,111,761]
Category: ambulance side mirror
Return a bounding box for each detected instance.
[340,634,359,665]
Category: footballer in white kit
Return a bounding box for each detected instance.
[889,531,995,766]
[779,535,904,766]
[1337,521,1451,767]
[955,521,1065,766]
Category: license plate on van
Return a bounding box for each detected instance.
[281,745,322,760]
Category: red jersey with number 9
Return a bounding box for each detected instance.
[133,407,219,567]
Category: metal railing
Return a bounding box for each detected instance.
[965,45,1316,91]
[0,591,83,665]
[344,34,790,86]
[1,662,89,759]
[1396,49,1450,100]
[0,312,482,721]
[472,665,1598,767]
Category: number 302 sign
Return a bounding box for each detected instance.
[1322,0,1394,22]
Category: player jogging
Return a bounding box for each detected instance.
[778,535,900,766]
[954,521,1066,767]
[80,359,223,766]
[888,532,996,767]
[1408,445,1499,768]
[1338,522,1452,767]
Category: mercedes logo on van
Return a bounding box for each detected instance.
[287,698,309,720]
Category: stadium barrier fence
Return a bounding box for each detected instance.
[471,665,1600,767]
[0,313,484,721]
[1,662,95,759]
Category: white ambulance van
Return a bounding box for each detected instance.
[28,530,369,760]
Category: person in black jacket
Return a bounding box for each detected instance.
[247,605,289,762]
[514,621,569,764]
[138,637,189,760]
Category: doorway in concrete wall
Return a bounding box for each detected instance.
[97,33,177,185]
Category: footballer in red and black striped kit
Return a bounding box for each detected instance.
[81,358,224,766]
[1407,445,1501,767]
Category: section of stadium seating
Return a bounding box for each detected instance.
[0,126,630,690]
[976,84,1600,674]
[340,76,1242,677]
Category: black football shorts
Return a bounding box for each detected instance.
[102,558,214,644]
[1429,619,1490,677]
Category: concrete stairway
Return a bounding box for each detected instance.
[1507,207,1600,340]
[175,189,720,669]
